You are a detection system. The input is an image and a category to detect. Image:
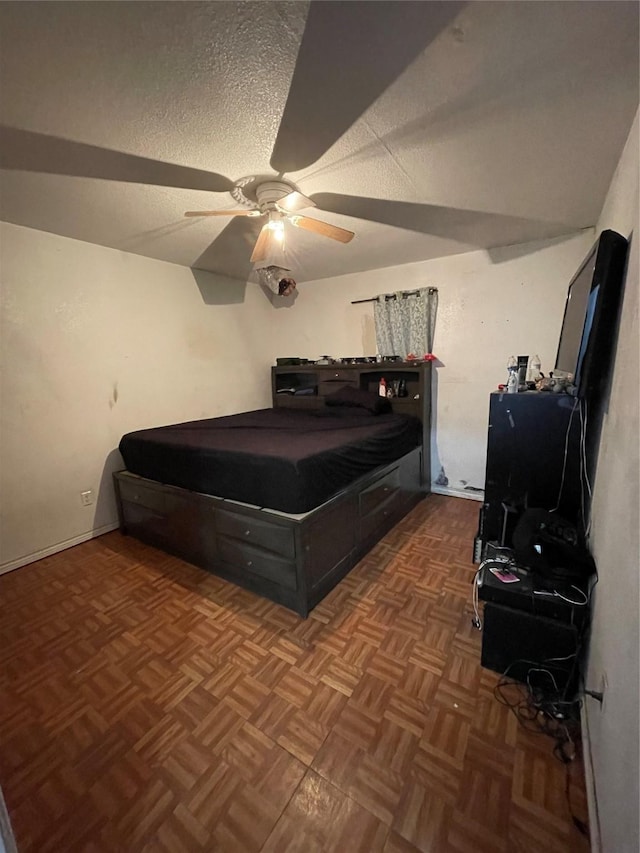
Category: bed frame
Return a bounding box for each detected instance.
[114,362,431,617]
[114,446,424,617]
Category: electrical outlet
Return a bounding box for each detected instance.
[80,490,94,507]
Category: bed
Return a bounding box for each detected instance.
[114,381,429,617]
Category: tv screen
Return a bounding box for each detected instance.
[555,247,597,380]
[554,229,628,399]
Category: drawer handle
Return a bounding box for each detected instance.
[246,560,253,567]
[244,529,251,536]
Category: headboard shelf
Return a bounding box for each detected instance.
[272,362,432,484]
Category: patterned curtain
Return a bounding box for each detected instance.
[374,288,438,359]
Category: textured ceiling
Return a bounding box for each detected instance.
[0,1,638,283]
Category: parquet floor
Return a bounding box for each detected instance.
[0,495,589,852]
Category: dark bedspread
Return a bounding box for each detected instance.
[119,408,422,513]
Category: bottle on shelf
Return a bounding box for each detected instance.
[528,354,542,381]
[507,369,518,394]
[378,377,387,397]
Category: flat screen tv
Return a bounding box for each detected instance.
[555,229,628,399]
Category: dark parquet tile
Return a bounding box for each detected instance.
[0,495,590,851]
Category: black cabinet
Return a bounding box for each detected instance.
[478,565,588,694]
[477,392,593,694]
[480,391,583,547]
[480,602,581,693]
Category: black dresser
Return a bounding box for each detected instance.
[475,391,593,694]
[478,391,583,550]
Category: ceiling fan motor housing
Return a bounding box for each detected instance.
[256,180,295,213]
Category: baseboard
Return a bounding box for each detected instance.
[581,702,602,853]
[430,485,484,502]
[0,522,120,576]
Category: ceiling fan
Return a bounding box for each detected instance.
[184,180,354,267]
[0,2,495,283]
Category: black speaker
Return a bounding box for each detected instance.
[512,508,595,582]
[481,603,580,695]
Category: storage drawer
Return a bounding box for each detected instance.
[216,508,295,559]
[118,476,165,513]
[359,468,400,518]
[119,498,169,546]
[219,537,297,590]
[360,491,403,542]
[321,368,358,382]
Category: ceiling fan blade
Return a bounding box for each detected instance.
[277,191,315,213]
[185,209,261,217]
[310,193,574,245]
[270,1,465,173]
[0,125,234,193]
[290,215,354,244]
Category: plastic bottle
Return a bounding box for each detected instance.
[506,355,517,385]
[507,370,518,394]
[528,354,542,381]
[378,377,387,397]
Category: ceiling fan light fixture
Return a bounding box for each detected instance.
[265,217,285,242]
[251,217,288,267]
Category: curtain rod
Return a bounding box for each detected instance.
[351,286,438,305]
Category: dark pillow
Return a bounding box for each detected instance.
[324,385,392,414]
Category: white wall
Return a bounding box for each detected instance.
[271,231,594,496]
[0,221,596,573]
[583,110,639,853]
[0,223,276,571]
